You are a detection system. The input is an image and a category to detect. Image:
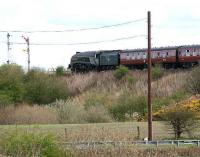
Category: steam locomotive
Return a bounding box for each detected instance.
[69,45,200,72]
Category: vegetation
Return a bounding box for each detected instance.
[24,69,70,104]
[56,66,65,76]
[0,64,25,105]
[0,65,72,105]
[186,66,200,94]
[52,99,86,124]
[0,131,73,157]
[1,126,200,157]
[152,65,163,80]
[154,98,200,139]
[164,108,198,139]
[0,63,200,156]
[114,65,129,80]
[110,92,147,121]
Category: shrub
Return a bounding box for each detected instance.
[186,67,200,94]
[170,90,188,103]
[24,69,70,104]
[110,92,147,121]
[152,98,171,111]
[163,108,198,139]
[127,75,137,85]
[84,92,108,109]
[114,65,129,80]
[86,105,113,123]
[152,66,163,80]
[0,132,73,157]
[0,64,25,105]
[154,98,200,139]
[52,100,86,124]
[56,66,65,76]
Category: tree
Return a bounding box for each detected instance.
[163,107,198,139]
[0,64,25,105]
[24,69,70,104]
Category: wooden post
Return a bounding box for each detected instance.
[147,11,153,141]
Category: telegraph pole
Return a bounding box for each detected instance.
[147,11,152,141]
[7,33,11,64]
[22,36,30,71]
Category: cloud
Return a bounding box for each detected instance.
[0,0,200,69]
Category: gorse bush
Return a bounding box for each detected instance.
[0,131,73,157]
[0,64,25,106]
[153,98,200,139]
[114,65,129,80]
[24,69,70,104]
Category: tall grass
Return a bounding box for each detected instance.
[0,104,58,125]
[74,147,200,157]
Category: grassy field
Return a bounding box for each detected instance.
[1,121,200,143]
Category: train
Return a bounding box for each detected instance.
[69,45,200,72]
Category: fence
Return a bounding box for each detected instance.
[62,140,200,148]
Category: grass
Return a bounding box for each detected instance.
[1,122,200,143]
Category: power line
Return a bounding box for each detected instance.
[0,35,146,46]
[0,18,146,33]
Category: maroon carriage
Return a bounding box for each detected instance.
[178,45,200,68]
[120,47,177,68]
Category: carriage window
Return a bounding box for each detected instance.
[127,53,129,56]
[186,49,190,56]
[158,52,160,57]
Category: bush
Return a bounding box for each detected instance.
[0,64,25,105]
[170,90,188,103]
[86,105,113,123]
[152,98,171,111]
[186,67,200,94]
[127,75,137,85]
[0,132,73,157]
[24,69,70,104]
[84,92,108,109]
[110,92,147,121]
[152,66,163,80]
[114,65,129,80]
[56,66,65,76]
[163,108,198,139]
[52,100,86,124]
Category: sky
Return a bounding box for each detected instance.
[0,0,200,70]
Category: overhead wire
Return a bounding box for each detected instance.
[0,34,146,46]
[0,18,146,33]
